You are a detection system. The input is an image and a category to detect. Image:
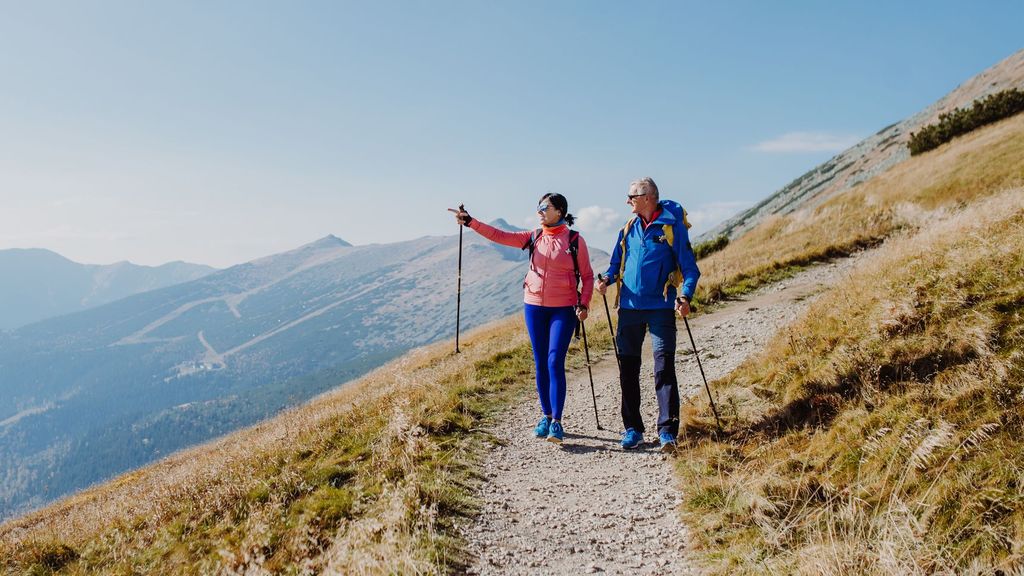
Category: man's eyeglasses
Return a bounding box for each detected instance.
[627,193,647,201]
[537,202,551,213]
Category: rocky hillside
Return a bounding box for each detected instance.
[700,48,1024,242]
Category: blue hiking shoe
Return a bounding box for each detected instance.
[621,428,643,450]
[547,421,564,444]
[534,416,551,438]
[659,431,677,453]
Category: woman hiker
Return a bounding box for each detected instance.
[448,193,594,443]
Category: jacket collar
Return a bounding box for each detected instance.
[541,223,568,235]
[639,208,664,229]
[648,201,677,226]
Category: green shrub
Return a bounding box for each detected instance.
[693,234,729,260]
[909,88,1024,155]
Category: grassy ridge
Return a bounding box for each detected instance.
[679,169,1024,568]
[695,113,1024,305]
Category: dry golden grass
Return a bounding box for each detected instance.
[696,112,1024,304]
[0,316,544,575]
[679,183,1024,574]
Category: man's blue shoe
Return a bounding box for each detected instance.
[659,431,677,453]
[534,416,551,438]
[621,428,643,450]
[547,421,564,444]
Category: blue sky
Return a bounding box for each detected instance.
[1,1,1021,267]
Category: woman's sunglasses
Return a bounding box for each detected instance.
[537,202,551,213]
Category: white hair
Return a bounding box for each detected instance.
[629,177,659,200]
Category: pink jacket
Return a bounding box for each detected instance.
[470,220,594,309]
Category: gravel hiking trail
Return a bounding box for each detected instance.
[461,255,865,575]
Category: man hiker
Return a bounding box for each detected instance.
[596,177,701,451]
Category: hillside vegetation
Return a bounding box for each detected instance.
[0,313,611,574]
[695,112,1024,304]
[699,49,1024,244]
[909,88,1024,155]
[680,116,1024,571]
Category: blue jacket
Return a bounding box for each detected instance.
[604,200,701,310]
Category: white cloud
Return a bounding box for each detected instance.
[686,201,753,235]
[517,205,625,257]
[573,205,622,235]
[520,205,623,234]
[751,131,861,153]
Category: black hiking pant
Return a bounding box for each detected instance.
[616,308,680,437]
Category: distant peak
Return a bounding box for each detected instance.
[489,218,527,231]
[309,234,353,248]
[0,247,70,260]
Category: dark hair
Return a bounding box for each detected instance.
[540,192,575,226]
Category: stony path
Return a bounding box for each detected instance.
[462,255,864,575]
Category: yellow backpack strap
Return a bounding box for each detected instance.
[614,217,636,309]
[662,223,683,301]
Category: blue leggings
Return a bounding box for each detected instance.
[523,304,577,421]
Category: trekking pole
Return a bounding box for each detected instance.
[683,316,722,433]
[596,274,620,370]
[455,203,464,354]
[579,318,602,430]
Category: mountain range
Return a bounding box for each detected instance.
[0,248,215,331]
[0,224,608,520]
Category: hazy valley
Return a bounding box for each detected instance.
[0,225,607,520]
